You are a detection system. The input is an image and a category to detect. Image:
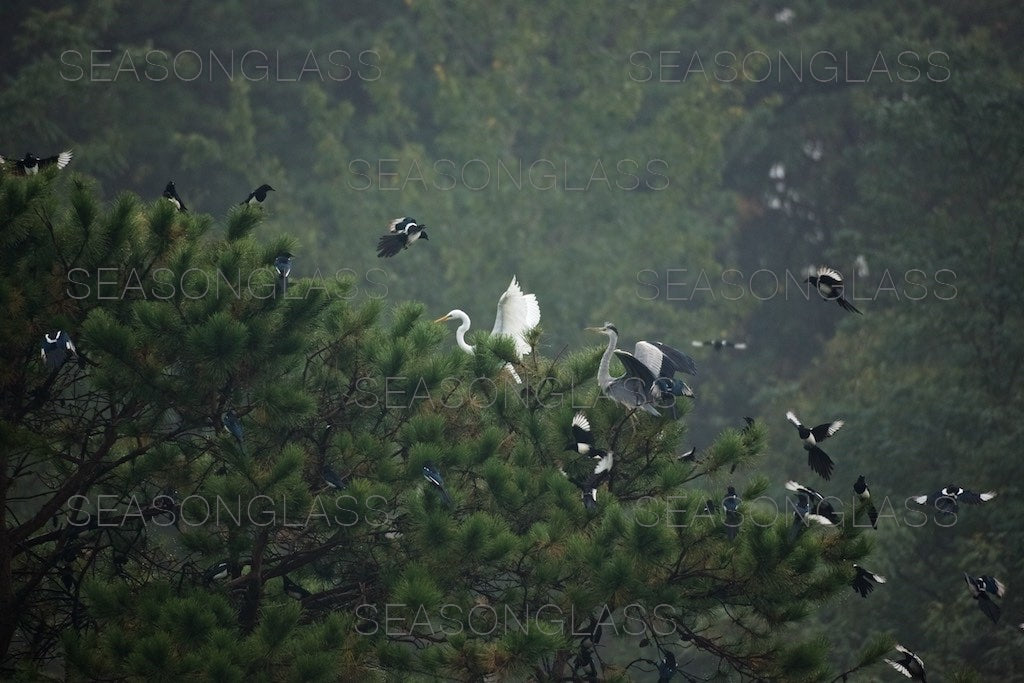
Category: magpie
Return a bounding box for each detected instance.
[656,649,677,683]
[202,560,230,584]
[884,644,926,682]
[282,574,311,600]
[677,446,699,463]
[805,266,861,314]
[785,480,840,524]
[850,564,887,597]
[912,486,996,516]
[40,331,77,371]
[221,410,244,448]
[377,216,429,258]
[274,252,293,296]
[162,181,187,212]
[723,485,740,540]
[786,411,842,480]
[853,475,878,528]
[691,339,747,351]
[422,461,452,506]
[242,183,275,205]
[564,412,595,455]
[321,464,347,490]
[964,573,1005,623]
[1,150,73,175]
[580,450,614,511]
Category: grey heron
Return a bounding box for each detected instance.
[435,276,541,382]
[584,322,696,417]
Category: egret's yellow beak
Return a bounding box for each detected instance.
[434,314,453,323]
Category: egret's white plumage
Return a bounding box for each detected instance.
[436,276,541,358]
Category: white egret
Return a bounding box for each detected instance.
[434,276,541,381]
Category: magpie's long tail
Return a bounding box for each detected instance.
[376,233,405,258]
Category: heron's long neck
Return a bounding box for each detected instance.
[455,317,475,354]
[597,331,617,388]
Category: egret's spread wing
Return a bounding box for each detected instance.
[613,350,656,386]
[490,276,541,357]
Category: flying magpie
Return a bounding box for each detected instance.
[282,574,311,600]
[162,181,187,212]
[321,464,347,490]
[850,564,887,597]
[691,339,747,351]
[853,475,879,528]
[377,217,429,258]
[805,266,861,314]
[580,450,614,511]
[785,480,840,524]
[1,150,73,175]
[274,252,293,296]
[40,331,77,371]
[964,573,1004,623]
[564,412,595,455]
[912,486,996,516]
[884,644,926,682]
[422,461,452,506]
[786,411,842,480]
[723,485,740,540]
[222,409,244,448]
[242,183,275,205]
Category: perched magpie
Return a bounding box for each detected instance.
[1,150,73,175]
[723,485,740,540]
[282,574,311,600]
[242,183,275,205]
[677,446,699,463]
[691,339,747,351]
[40,331,77,371]
[377,216,429,258]
[274,252,293,295]
[805,266,861,314]
[221,410,244,448]
[853,475,879,528]
[162,181,187,212]
[964,573,1005,623]
[786,411,842,480]
[202,560,230,584]
[884,644,926,682]
[912,486,996,516]
[850,564,887,597]
[422,461,452,506]
[321,464,347,490]
[785,480,840,524]
[564,412,595,455]
[656,649,677,683]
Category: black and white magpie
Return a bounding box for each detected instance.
[785,480,840,524]
[850,564,887,597]
[853,475,879,528]
[242,183,275,205]
[691,339,747,351]
[677,446,699,463]
[40,331,77,371]
[564,412,595,455]
[202,560,230,584]
[321,464,347,490]
[723,485,740,540]
[786,411,842,480]
[912,486,996,516]
[282,574,311,600]
[884,644,926,682]
[805,266,861,314]
[964,573,1005,623]
[162,181,187,212]
[656,649,677,683]
[422,461,452,506]
[274,252,293,295]
[222,410,244,448]
[1,150,73,175]
[376,217,429,258]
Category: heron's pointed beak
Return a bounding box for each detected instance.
[434,314,453,323]
[584,326,604,333]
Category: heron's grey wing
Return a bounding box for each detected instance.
[491,276,541,358]
[648,341,698,376]
[613,350,656,387]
